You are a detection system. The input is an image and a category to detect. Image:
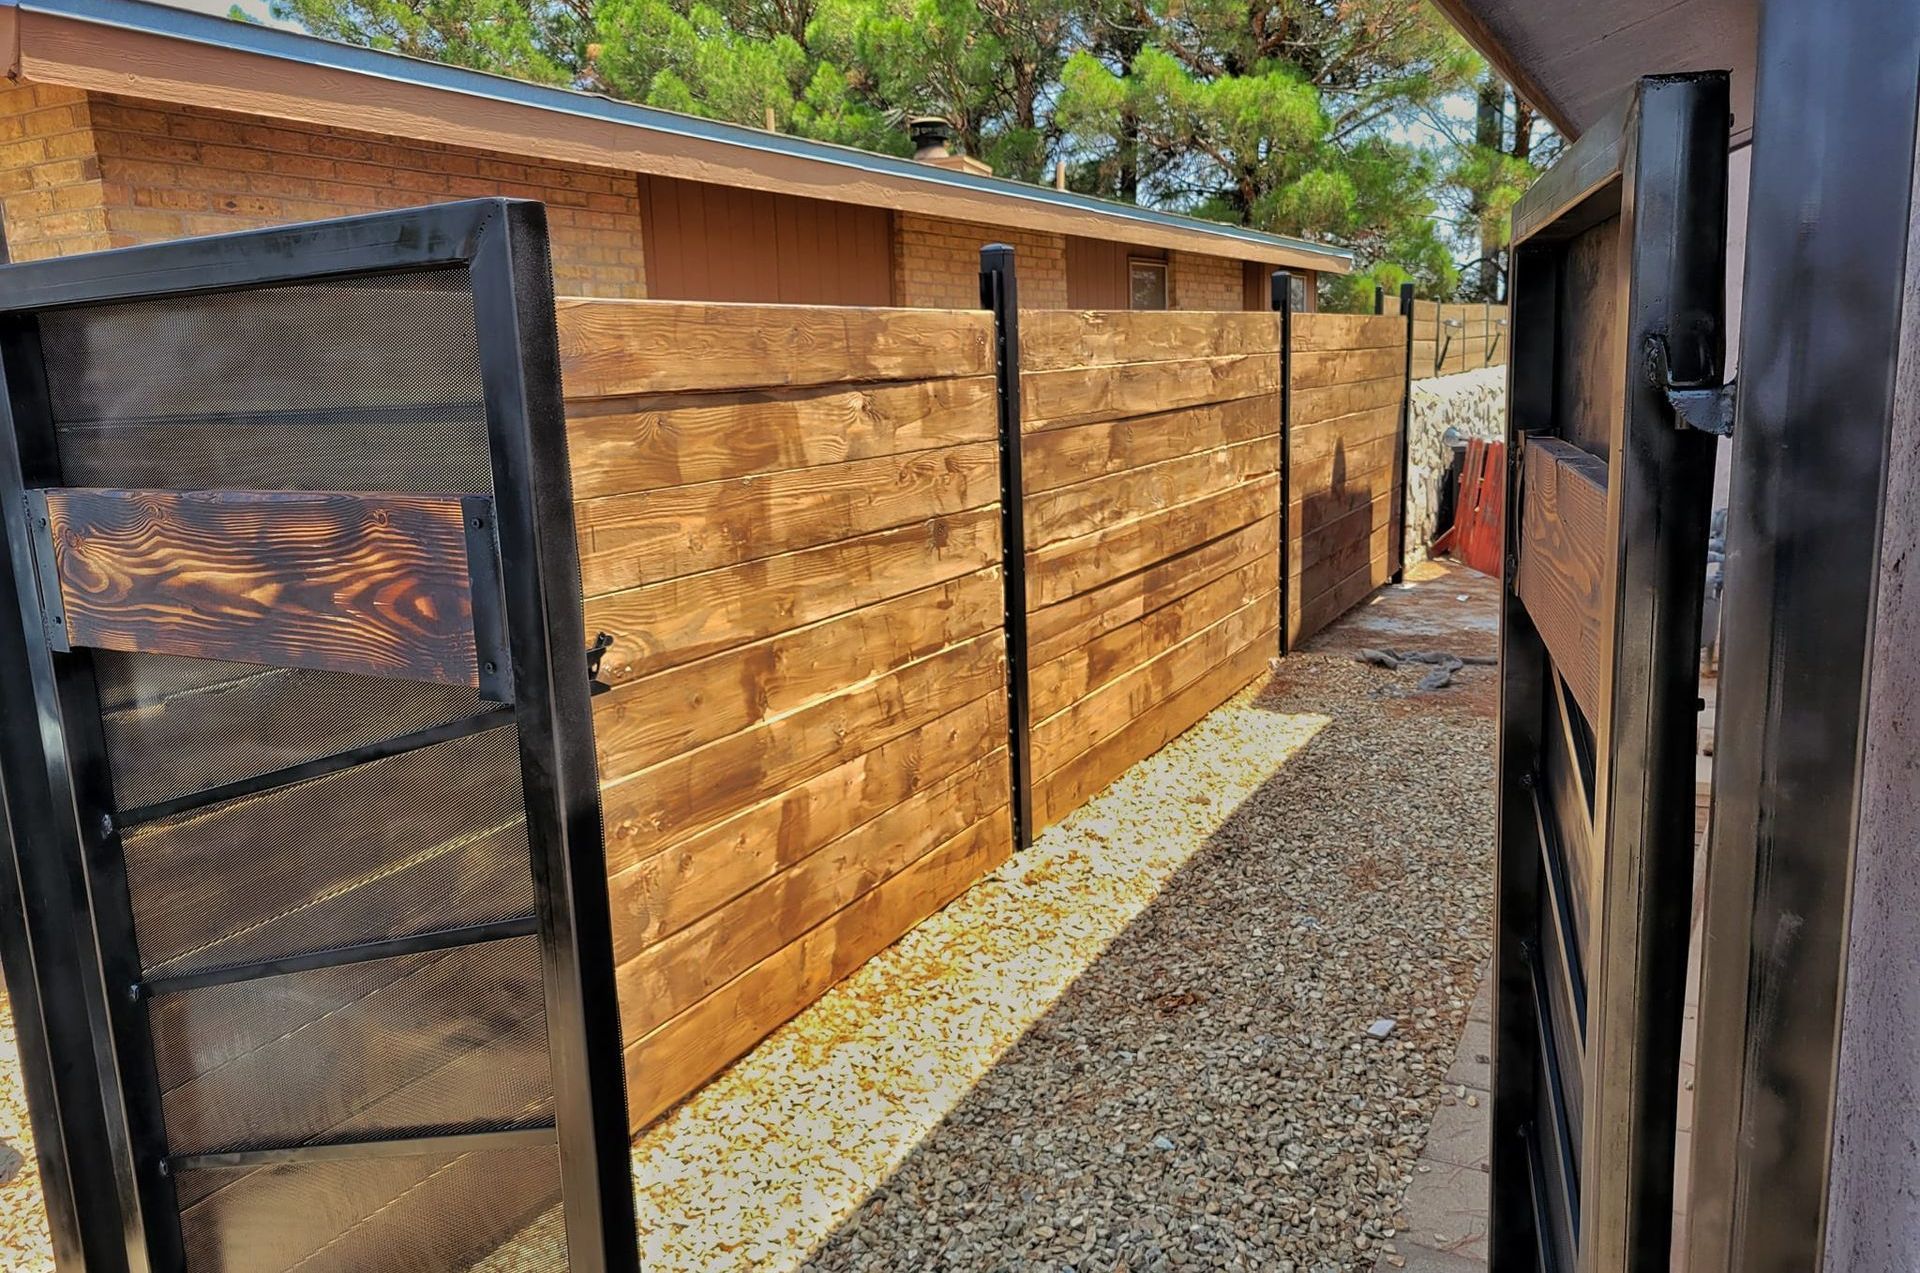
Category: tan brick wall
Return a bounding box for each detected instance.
[80,92,646,297]
[1171,250,1244,311]
[0,83,117,260]
[893,212,1068,309]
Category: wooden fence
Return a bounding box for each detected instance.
[1288,311,1409,645]
[1388,297,1509,379]
[549,291,1411,1131]
[557,299,1014,1131]
[1020,311,1283,833]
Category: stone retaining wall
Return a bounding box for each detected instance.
[1405,366,1506,566]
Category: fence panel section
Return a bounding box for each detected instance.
[1289,311,1410,645]
[1408,299,1509,379]
[557,298,1013,1131]
[1019,310,1283,833]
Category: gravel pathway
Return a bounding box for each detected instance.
[638,570,1498,1272]
[0,989,54,1269]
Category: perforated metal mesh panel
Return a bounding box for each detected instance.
[26,260,577,1271]
[175,1143,565,1273]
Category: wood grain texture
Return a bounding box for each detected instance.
[1289,312,1405,353]
[606,693,1005,952]
[43,488,485,687]
[597,630,1005,867]
[1292,374,1403,427]
[592,569,1002,782]
[622,804,1012,1131]
[1034,631,1272,830]
[1024,437,1274,548]
[575,440,998,593]
[1290,346,1404,392]
[1021,354,1278,429]
[585,507,1000,683]
[616,749,1008,1036]
[566,377,996,500]
[1021,396,1277,495]
[557,299,993,397]
[1021,310,1279,370]
[1026,476,1278,608]
[1515,435,1611,722]
[1027,515,1276,667]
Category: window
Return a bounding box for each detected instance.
[1129,258,1169,310]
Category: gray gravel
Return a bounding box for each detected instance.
[797,650,1496,1272]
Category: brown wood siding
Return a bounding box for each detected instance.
[639,175,893,306]
[1066,236,1167,310]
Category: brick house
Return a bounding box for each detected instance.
[0,0,1350,307]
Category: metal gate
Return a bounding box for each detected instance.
[1490,75,1728,1270]
[0,202,638,1272]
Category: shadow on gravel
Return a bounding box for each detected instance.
[795,650,1496,1273]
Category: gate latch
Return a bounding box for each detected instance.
[1645,334,1735,436]
[586,631,614,697]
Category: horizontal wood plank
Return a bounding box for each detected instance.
[616,748,1007,1036]
[1027,476,1278,608]
[1027,515,1277,667]
[623,804,1012,1130]
[585,507,1000,683]
[1289,312,1405,353]
[593,568,1002,782]
[1021,310,1278,370]
[1292,374,1403,428]
[42,488,487,688]
[566,377,996,500]
[607,692,1005,950]
[1022,354,1278,429]
[1291,346,1404,392]
[1515,436,1611,722]
[557,299,992,397]
[1034,631,1272,830]
[1021,395,1277,496]
[1024,437,1275,549]
[1033,593,1276,775]
[576,441,998,593]
[1031,556,1275,722]
[599,630,1005,863]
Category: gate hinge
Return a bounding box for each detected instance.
[1644,334,1736,437]
[585,631,614,697]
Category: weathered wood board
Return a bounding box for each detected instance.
[558,298,1010,1133]
[1020,309,1282,835]
[1286,311,1408,646]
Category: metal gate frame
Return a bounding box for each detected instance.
[0,200,638,1273]
[1491,73,1728,1271]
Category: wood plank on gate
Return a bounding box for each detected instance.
[566,376,997,499]
[1514,435,1610,722]
[38,488,492,689]
[1290,346,1404,391]
[556,298,993,397]
[1288,312,1404,353]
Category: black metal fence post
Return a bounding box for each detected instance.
[980,246,1033,851]
[1271,270,1294,657]
[1373,284,1385,316]
[1394,280,1416,583]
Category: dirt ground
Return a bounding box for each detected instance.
[0,562,1502,1273]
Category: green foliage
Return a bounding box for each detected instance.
[266,0,1533,302]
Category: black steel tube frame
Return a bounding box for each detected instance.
[1491,73,1727,1272]
[0,198,640,1273]
[980,246,1034,852]
[1686,4,1920,1268]
[1392,282,1415,582]
[1271,271,1294,656]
